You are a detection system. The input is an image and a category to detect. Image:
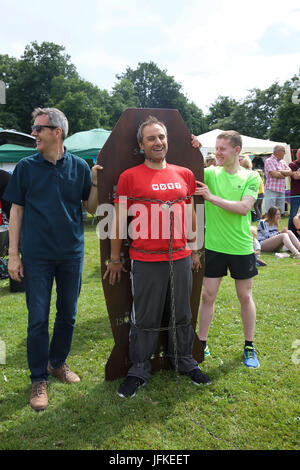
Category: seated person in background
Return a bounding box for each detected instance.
[250,226,267,266]
[291,212,300,241]
[257,206,300,259]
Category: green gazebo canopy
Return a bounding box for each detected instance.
[65,128,111,159]
[0,128,111,163]
[0,143,36,162]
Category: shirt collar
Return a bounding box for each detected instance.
[36,146,69,163]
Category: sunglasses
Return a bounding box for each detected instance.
[31,125,57,133]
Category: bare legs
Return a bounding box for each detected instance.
[260,230,300,256]
[198,277,256,343]
[235,278,256,342]
[198,277,222,342]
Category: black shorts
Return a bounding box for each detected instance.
[204,249,258,280]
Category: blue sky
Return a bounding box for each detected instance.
[1,0,300,112]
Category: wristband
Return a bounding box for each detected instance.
[92,182,98,188]
[106,259,122,265]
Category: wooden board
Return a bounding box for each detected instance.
[96,108,205,381]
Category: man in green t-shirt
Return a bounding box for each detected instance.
[195,130,260,368]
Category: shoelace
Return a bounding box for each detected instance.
[62,364,72,379]
[245,346,255,358]
[32,382,46,397]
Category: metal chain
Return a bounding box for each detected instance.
[119,194,240,449]
[168,203,181,400]
[119,195,192,205]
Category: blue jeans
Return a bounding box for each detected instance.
[22,257,83,383]
[264,189,285,215]
[288,195,300,230]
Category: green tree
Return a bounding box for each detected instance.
[108,78,139,127]
[206,95,238,127]
[117,62,183,109]
[1,42,78,132]
[269,77,300,149]
[182,102,208,135]
[116,62,206,133]
[0,54,18,85]
[207,84,282,139]
[0,55,20,129]
[48,75,111,133]
[0,110,20,130]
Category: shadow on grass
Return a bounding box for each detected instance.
[0,375,181,450]
[3,315,113,391]
[71,316,113,354]
[0,355,246,451]
[0,352,245,450]
[200,354,243,384]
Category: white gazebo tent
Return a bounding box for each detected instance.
[197,129,292,164]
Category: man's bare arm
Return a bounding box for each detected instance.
[291,171,300,180]
[195,181,255,216]
[103,203,127,285]
[8,203,24,282]
[269,170,285,179]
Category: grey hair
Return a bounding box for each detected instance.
[32,107,69,140]
[137,115,167,145]
[273,145,285,153]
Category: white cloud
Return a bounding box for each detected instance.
[176,51,300,112]
[154,0,300,109]
[0,0,300,111]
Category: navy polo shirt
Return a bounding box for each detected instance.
[4,148,92,260]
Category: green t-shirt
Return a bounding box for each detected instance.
[204,166,260,255]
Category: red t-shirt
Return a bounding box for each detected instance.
[114,163,196,261]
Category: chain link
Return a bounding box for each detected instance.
[117,193,240,449]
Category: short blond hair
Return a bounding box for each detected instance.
[217,130,242,149]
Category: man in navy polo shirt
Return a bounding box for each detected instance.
[4,107,102,411]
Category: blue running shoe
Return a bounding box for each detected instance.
[244,346,260,369]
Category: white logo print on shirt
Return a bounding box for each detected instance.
[152,183,181,191]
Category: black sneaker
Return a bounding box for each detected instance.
[117,376,146,398]
[188,368,211,386]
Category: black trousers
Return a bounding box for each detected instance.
[128,256,198,381]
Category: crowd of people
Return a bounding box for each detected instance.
[204,146,300,261]
[1,107,299,411]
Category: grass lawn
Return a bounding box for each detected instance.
[0,216,299,450]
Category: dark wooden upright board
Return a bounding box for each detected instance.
[96,108,205,381]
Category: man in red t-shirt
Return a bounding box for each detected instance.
[288,149,300,230]
[104,116,210,398]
